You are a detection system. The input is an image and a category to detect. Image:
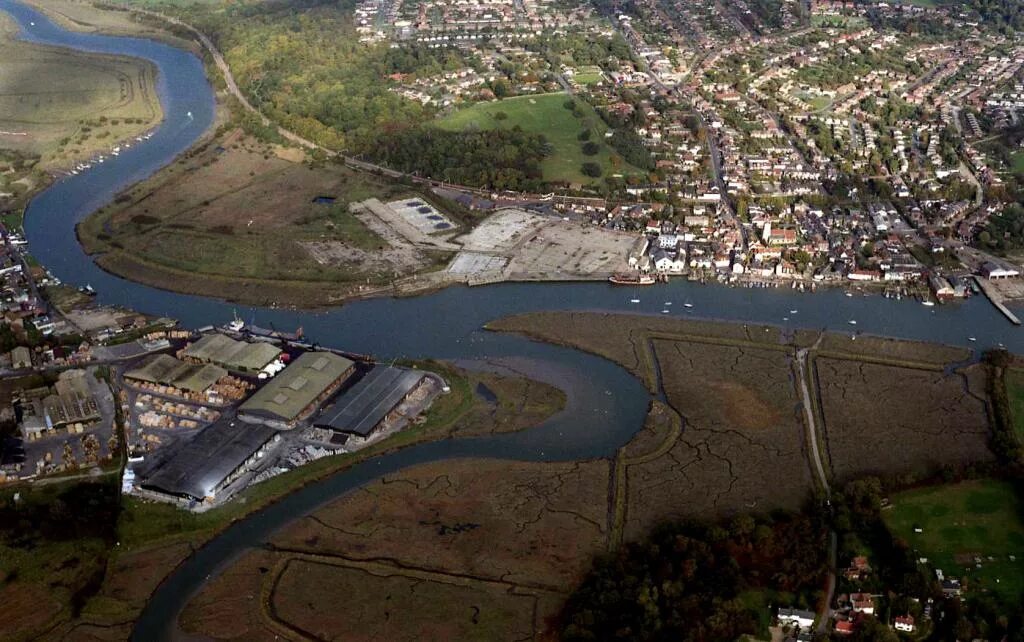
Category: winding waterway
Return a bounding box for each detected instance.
[1,1,1022,637]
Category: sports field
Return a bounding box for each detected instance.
[572,66,604,85]
[0,12,161,168]
[436,92,637,184]
[883,479,1024,604]
[1011,150,1024,175]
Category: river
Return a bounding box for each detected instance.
[0,1,1021,638]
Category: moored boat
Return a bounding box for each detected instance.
[609,273,656,286]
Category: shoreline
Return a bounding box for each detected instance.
[71,244,978,311]
[0,11,166,176]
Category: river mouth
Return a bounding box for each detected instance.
[3,0,1024,638]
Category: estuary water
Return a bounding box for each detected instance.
[0,1,1020,637]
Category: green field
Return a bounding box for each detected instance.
[883,479,1024,604]
[436,92,637,184]
[793,91,832,111]
[572,66,604,86]
[1011,150,1024,175]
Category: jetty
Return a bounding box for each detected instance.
[974,276,1021,326]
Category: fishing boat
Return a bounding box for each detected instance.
[848,320,857,325]
[609,273,655,286]
[922,301,935,307]
[629,298,640,304]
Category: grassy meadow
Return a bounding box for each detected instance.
[436,91,637,184]
[883,479,1024,605]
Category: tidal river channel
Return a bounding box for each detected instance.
[1,1,1021,637]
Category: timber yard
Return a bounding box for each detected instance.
[124,323,446,509]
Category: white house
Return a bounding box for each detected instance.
[778,608,816,629]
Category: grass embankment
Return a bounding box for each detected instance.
[883,479,1024,605]
[436,92,638,184]
[22,0,198,47]
[77,130,452,307]
[0,12,161,169]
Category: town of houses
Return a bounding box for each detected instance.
[340,0,1024,307]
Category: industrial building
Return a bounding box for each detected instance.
[139,417,279,502]
[180,334,282,373]
[238,352,354,429]
[314,366,428,444]
[124,354,227,395]
[19,373,101,438]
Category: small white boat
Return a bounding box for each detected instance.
[969,337,977,342]
[783,317,789,321]
[790,309,797,314]
[630,298,640,304]
[684,303,694,308]
[845,292,853,297]
[922,301,935,307]
[664,301,672,306]
[661,309,669,314]
[848,320,857,325]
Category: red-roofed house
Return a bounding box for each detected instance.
[894,615,915,632]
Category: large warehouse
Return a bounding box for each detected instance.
[140,417,279,502]
[124,354,227,395]
[238,352,354,429]
[180,334,282,373]
[315,366,427,444]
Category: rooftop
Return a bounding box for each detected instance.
[315,366,426,436]
[124,354,227,393]
[240,352,354,422]
[182,334,282,371]
[140,418,278,500]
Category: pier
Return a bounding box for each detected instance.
[974,276,1022,326]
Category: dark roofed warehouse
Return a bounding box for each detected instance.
[315,366,426,437]
[140,418,279,501]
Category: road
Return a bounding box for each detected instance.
[795,336,837,633]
